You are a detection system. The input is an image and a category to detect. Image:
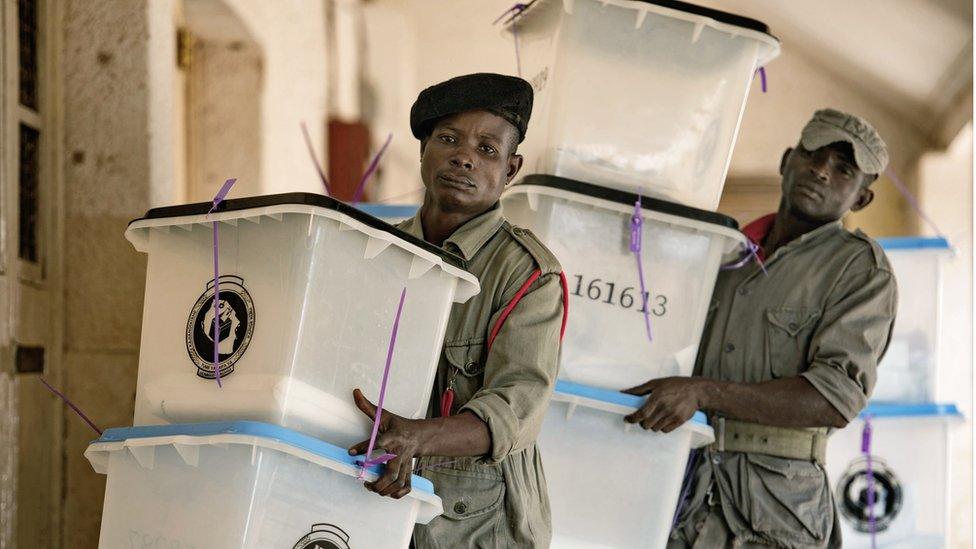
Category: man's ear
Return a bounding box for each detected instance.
[779,147,793,176]
[506,154,524,183]
[419,137,428,159]
[850,186,875,212]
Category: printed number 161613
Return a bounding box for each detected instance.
[569,274,667,317]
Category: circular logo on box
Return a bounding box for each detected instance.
[837,455,903,533]
[186,275,255,379]
[292,524,351,549]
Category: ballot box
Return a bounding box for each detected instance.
[825,403,962,548]
[507,0,780,211]
[502,175,746,390]
[126,193,479,447]
[872,237,953,403]
[355,203,419,225]
[86,422,442,549]
[539,381,714,548]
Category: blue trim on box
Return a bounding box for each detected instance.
[861,402,962,419]
[555,380,709,426]
[91,421,434,494]
[877,236,951,250]
[355,204,419,220]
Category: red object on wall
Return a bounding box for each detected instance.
[327,119,371,202]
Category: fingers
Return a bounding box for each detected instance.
[624,399,659,425]
[643,402,675,431]
[391,459,413,499]
[353,388,378,419]
[348,439,370,456]
[659,417,685,434]
[366,455,412,497]
[622,377,661,396]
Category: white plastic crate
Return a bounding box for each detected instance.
[127,193,479,447]
[872,238,953,402]
[502,176,747,390]
[507,0,780,210]
[539,381,713,548]
[85,422,442,548]
[825,403,962,548]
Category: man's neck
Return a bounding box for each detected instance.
[419,198,484,246]
[763,205,836,257]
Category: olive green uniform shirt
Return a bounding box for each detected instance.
[398,203,564,549]
[671,221,897,549]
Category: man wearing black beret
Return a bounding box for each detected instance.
[348,73,567,548]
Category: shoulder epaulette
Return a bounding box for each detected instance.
[501,222,562,276]
[851,229,890,270]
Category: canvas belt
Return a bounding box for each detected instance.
[709,417,828,465]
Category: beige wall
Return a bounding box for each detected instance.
[362,0,517,203]
[60,1,151,546]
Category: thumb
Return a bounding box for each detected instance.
[353,388,378,419]
[622,377,661,396]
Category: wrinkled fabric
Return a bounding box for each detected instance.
[674,218,897,548]
[399,204,563,548]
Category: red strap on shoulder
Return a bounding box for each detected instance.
[486,270,570,353]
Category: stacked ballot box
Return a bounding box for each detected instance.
[126,193,478,447]
[829,237,961,549]
[502,176,746,389]
[872,237,953,403]
[86,193,484,547]
[826,404,962,548]
[86,422,442,549]
[507,0,780,210]
[497,0,780,545]
[540,381,714,548]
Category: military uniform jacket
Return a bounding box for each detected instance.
[677,218,898,548]
[398,203,564,549]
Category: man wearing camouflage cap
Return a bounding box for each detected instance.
[624,108,898,548]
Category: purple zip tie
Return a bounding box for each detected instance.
[630,195,652,342]
[208,178,237,388]
[39,377,102,435]
[885,169,948,240]
[301,121,332,196]
[720,240,767,275]
[494,4,528,76]
[352,133,393,204]
[357,287,407,479]
[671,449,701,529]
[862,415,877,548]
[758,67,768,93]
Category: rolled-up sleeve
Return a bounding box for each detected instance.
[460,272,563,463]
[801,265,897,421]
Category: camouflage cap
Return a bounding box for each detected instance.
[800,108,889,174]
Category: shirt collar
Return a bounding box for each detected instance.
[742,213,843,261]
[401,202,505,261]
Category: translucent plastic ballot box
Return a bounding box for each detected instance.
[539,381,713,548]
[85,422,442,549]
[506,0,780,211]
[501,175,747,390]
[125,193,479,447]
[825,403,962,549]
[872,237,953,403]
[355,203,420,225]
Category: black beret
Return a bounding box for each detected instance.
[410,73,533,143]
